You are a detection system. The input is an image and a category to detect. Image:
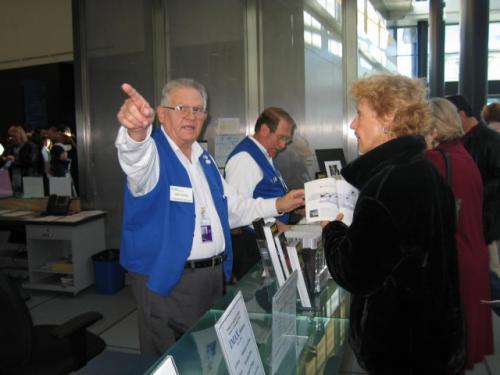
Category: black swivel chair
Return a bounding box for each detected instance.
[0,271,106,375]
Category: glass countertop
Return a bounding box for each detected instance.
[146,264,350,375]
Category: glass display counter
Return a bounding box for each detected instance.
[145,264,350,374]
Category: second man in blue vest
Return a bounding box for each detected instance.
[225,108,296,280]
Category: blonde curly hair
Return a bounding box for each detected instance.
[349,74,430,137]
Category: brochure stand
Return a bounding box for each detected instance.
[285,229,330,309]
[254,219,318,310]
[271,271,298,375]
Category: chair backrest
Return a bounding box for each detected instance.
[0,272,34,368]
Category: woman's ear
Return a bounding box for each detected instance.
[424,127,438,149]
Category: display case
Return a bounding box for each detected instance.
[145,264,350,374]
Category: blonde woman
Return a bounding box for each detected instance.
[3,125,42,193]
[322,75,465,374]
[424,98,493,370]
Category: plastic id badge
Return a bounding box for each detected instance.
[201,209,213,242]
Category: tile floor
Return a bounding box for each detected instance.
[17,281,500,374]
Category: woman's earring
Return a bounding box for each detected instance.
[383,127,389,135]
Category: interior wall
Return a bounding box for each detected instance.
[74,0,156,247]
[0,0,73,70]
[164,0,247,156]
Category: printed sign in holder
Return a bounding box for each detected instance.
[215,291,265,375]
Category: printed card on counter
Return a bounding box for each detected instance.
[151,355,179,375]
[304,177,358,225]
[214,291,265,375]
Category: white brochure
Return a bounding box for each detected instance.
[214,291,265,375]
[304,177,358,225]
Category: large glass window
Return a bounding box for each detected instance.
[489,22,500,80]
[357,0,396,75]
[444,22,500,82]
[444,24,460,82]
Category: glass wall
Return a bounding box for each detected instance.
[489,22,500,81]
[356,0,396,76]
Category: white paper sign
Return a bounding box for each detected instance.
[151,355,179,375]
[217,118,241,134]
[23,177,45,197]
[214,134,245,168]
[49,176,72,197]
[214,291,265,375]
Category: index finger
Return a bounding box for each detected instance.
[121,83,149,108]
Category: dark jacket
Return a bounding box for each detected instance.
[462,122,500,243]
[323,136,465,374]
[6,141,42,177]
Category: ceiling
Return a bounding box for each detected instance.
[371,0,500,26]
[370,0,413,20]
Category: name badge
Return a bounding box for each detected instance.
[170,186,193,203]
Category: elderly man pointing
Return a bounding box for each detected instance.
[115,78,304,356]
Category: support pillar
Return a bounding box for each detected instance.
[429,0,445,97]
[459,0,489,118]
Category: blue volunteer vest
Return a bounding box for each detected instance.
[226,137,289,223]
[120,128,232,296]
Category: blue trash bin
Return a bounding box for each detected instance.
[92,249,125,294]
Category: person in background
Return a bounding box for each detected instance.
[446,95,500,282]
[225,107,295,280]
[423,97,493,370]
[2,125,42,193]
[40,136,52,176]
[321,74,465,374]
[482,102,500,132]
[115,78,304,356]
[50,144,71,177]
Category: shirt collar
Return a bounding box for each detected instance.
[161,127,203,162]
[249,135,272,161]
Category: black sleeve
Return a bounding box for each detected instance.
[322,195,401,296]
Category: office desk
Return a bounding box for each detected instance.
[145,265,350,374]
[0,209,106,294]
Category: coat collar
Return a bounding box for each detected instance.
[342,135,426,189]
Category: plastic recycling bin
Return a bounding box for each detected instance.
[92,249,125,294]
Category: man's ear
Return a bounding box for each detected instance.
[156,106,165,123]
[261,123,272,136]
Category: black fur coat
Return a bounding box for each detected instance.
[323,136,466,374]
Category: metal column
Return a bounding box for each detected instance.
[417,21,428,79]
[428,0,445,97]
[459,0,489,118]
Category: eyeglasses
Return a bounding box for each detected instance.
[162,105,207,118]
[275,134,292,145]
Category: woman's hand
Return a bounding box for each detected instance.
[320,212,344,228]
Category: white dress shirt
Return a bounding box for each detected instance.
[224,136,275,198]
[115,126,278,260]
